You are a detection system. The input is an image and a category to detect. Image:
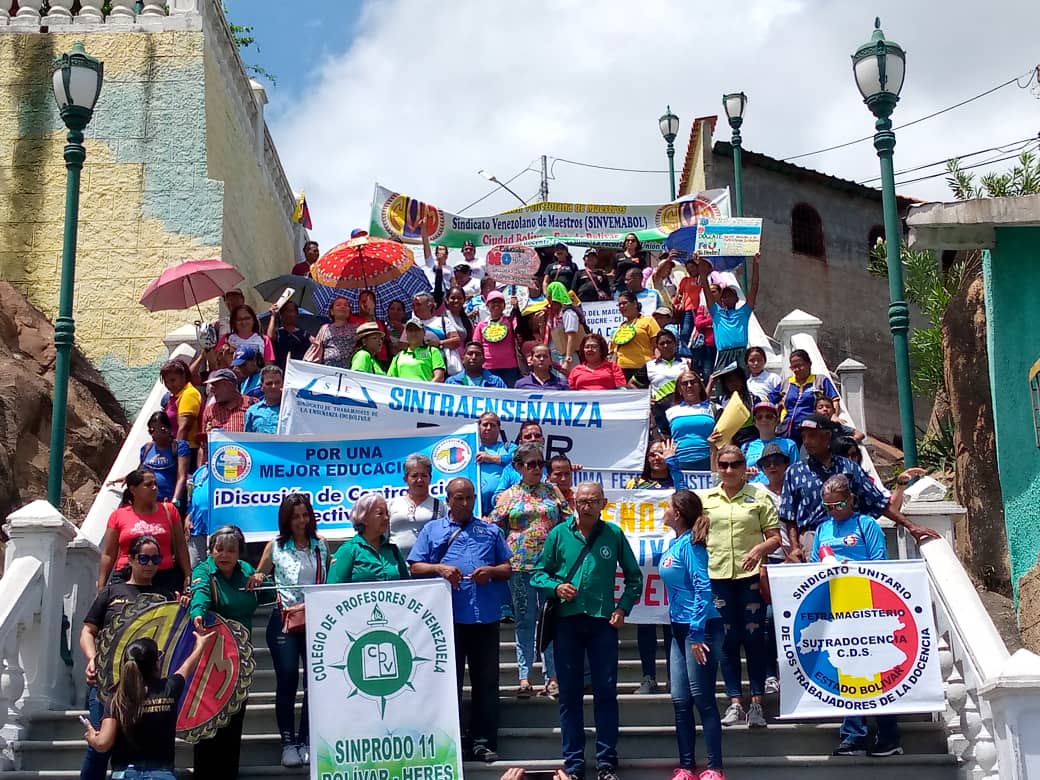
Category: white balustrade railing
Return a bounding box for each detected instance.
[0,0,203,29]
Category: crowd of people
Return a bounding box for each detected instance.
[82,236,940,780]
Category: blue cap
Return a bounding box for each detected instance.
[231,346,260,366]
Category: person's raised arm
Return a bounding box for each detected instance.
[266,306,278,340]
[175,629,217,679]
[420,217,433,266]
[697,258,718,308]
[746,252,761,309]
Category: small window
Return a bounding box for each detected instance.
[941,249,958,274]
[868,224,886,254]
[792,203,825,259]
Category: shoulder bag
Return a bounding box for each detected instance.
[535,522,604,652]
[280,545,325,634]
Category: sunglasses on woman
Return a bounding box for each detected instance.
[521,460,545,469]
[822,500,849,510]
[136,554,162,565]
[717,460,745,470]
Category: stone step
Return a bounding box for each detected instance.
[15,715,947,771]
[3,752,959,779]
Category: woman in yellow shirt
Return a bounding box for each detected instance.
[613,291,660,382]
[700,444,782,730]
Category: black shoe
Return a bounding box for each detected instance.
[597,768,620,780]
[471,744,499,764]
[833,741,867,756]
[868,741,904,757]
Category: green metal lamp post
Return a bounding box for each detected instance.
[852,18,917,466]
[722,91,749,289]
[658,106,679,200]
[48,42,104,508]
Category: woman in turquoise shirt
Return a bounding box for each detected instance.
[665,369,716,471]
[328,494,410,583]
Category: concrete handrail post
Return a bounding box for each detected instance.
[979,649,1040,780]
[835,358,868,432]
[772,309,823,372]
[3,501,77,713]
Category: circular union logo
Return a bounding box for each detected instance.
[599,544,613,560]
[431,437,472,474]
[655,198,723,233]
[381,195,444,241]
[211,445,252,483]
[346,628,415,699]
[792,575,920,701]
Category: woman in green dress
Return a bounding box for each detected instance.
[328,494,410,583]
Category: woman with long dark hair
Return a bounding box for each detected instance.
[98,468,191,595]
[659,490,725,780]
[216,303,275,361]
[79,535,175,780]
[614,233,647,294]
[82,633,213,780]
[248,495,330,768]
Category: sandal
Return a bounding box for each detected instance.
[541,679,559,698]
[517,681,534,698]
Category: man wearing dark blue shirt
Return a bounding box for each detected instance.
[409,478,512,763]
[779,414,940,562]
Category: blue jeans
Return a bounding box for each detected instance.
[80,685,109,780]
[112,770,177,780]
[266,609,308,746]
[840,715,900,745]
[637,623,672,680]
[712,576,767,698]
[670,620,724,771]
[679,310,695,358]
[554,614,620,775]
[510,571,556,682]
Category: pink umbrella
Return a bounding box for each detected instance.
[139,259,245,316]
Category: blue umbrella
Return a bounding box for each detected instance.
[257,306,326,335]
[664,226,745,272]
[310,265,431,320]
[254,274,325,312]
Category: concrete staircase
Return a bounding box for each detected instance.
[9,611,956,779]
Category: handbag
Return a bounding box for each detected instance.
[279,545,325,634]
[535,523,604,652]
[303,324,327,363]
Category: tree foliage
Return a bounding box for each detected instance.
[869,150,1040,466]
[223,4,277,85]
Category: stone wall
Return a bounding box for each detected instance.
[0,2,298,414]
[707,146,930,442]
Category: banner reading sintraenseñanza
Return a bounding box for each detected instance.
[280,359,650,471]
[207,429,479,541]
[770,559,944,718]
[369,183,730,248]
[307,580,462,780]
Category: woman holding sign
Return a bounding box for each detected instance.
[190,525,274,776]
[659,489,725,780]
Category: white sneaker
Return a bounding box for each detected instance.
[281,744,302,768]
[298,744,310,765]
[764,676,781,695]
[720,701,746,726]
[633,675,659,694]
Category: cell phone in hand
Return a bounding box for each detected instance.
[78,715,92,729]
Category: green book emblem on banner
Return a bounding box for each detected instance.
[334,606,430,717]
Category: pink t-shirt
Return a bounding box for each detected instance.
[107,504,180,570]
[474,318,519,369]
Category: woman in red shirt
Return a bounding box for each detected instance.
[568,333,626,391]
[98,468,192,595]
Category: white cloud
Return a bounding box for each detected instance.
[269,0,1040,249]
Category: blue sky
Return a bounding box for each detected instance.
[220,1,1040,251]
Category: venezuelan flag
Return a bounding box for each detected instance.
[293,192,313,229]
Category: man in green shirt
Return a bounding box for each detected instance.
[388,319,446,382]
[531,482,642,780]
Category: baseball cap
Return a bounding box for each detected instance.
[231,346,260,366]
[800,413,836,431]
[758,441,790,465]
[454,263,472,274]
[462,240,475,249]
[404,317,425,330]
[653,306,672,318]
[486,290,506,303]
[583,247,598,258]
[350,228,368,238]
[205,368,238,385]
[553,242,568,252]
[753,400,778,415]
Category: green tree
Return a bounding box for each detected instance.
[869,150,1040,468]
[223,4,277,85]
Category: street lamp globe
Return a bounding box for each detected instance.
[851,17,905,115]
[722,92,747,125]
[658,105,679,144]
[51,41,104,130]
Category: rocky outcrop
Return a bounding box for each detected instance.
[942,267,1011,594]
[1020,557,1040,653]
[0,282,128,524]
